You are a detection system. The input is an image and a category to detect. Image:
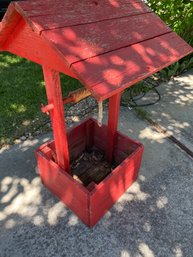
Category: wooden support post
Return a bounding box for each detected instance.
[42,66,70,173]
[106,93,122,163]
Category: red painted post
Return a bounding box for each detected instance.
[106,92,122,163]
[42,66,70,173]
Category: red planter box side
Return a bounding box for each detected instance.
[35,118,144,227]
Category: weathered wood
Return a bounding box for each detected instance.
[36,148,89,225]
[86,119,95,151]
[72,32,193,101]
[42,66,70,173]
[89,146,143,227]
[106,93,122,163]
[42,12,171,66]
[4,19,76,78]
[15,0,151,33]
[15,0,146,12]
[0,3,22,49]
[36,118,144,227]
[1,1,192,102]
[67,121,86,161]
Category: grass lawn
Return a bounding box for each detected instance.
[0,52,82,147]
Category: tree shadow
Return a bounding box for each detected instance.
[140,69,193,150]
[1,1,193,256]
[1,109,193,257]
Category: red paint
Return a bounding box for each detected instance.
[3,19,76,77]
[1,1,192,101]
[43,66,70,173]
[106,93,122,163]
[41,103,54,113]
[1,0,192,227]
[15,0,151,33]
[35,119,144,227]
[0,3,22,49]
[42,12,171,66]
[72,32,193,101]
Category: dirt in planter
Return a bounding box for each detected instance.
[71,147,117,187]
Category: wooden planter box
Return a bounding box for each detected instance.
[35,118,144,227]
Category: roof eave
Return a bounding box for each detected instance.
[0,3,22,50]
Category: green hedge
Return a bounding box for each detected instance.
[147,0,193,45]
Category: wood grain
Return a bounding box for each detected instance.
[15,0,151,33]
[72,32,193,101]
[89,135,144,227]
[106,93,122,163]
[43,67,70,173]
[36,118,144,227]
[0,3,22,49]
[36,149,89,225]
[42,12,171,66]
[4,19,76,77]
[1,0,192,103]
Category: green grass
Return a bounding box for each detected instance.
[0,52,82,147]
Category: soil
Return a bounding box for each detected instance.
[71,147,117,187]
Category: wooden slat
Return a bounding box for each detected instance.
[36,151,89,225]
[106,93,121,163]
[72,32,193,101]
[89,142,144,227]
[15,0,151,33]
[42,12,171,66]
[67,121,86,161]
[42,67,70,173]
[15,0,143,11]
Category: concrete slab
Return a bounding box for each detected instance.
[0,108,193,257]
[141,69,193,151]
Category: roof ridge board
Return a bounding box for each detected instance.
[14,2,38,33]
[16,0,145,11]
[69,30,172,69]
[16,0,151,33]
[25,1,146,16]
[39,11,153,34]
[26,7,151,20]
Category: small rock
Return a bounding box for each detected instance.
[14,139,21,144]
[35,130,40,135]
[20,136,26,141]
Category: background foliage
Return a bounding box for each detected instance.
[147,0,193,45]
[146,0,193,77]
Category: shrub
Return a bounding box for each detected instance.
[147,0,193,45]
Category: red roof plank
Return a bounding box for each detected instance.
[15,0,151,33]
[42,12,171,66]
[0,0,192,102]
[71,32,193,101]
[16,0,144,11]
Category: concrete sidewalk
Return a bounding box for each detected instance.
[0,106,193,257]
[141,69,193,152]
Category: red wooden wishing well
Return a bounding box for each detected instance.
[0,0,192,227]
